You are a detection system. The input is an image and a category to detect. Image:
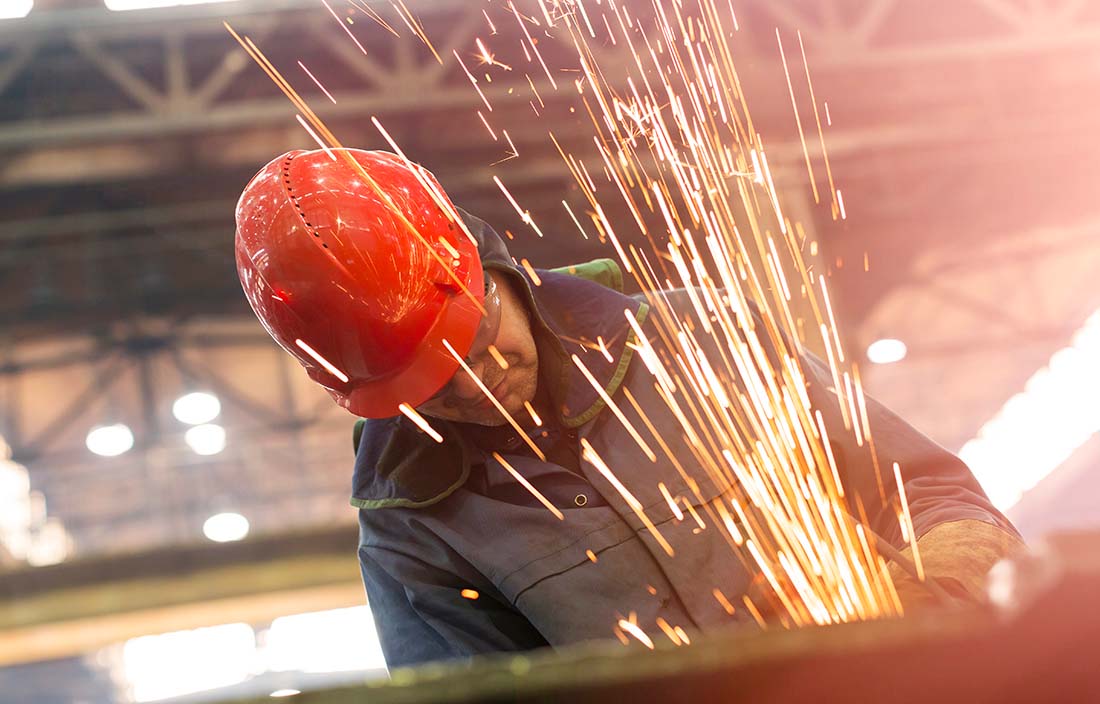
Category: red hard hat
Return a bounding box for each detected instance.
[235,148,484,418]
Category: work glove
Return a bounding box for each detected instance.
[886,519,1028,612]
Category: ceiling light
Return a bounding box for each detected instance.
[172,391,221,425]
[960,309,1100,511]
[86,424,135,457]
[105,0,237,11]
[185,423,226,455]
[0,1,32,19]
[866,338,907,364]
[203,512,249,542]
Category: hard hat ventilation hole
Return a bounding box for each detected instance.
[281,153,330,250]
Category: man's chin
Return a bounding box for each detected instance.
[472,400,529,427]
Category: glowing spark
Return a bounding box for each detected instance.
[510,0,558,90]
[369,116,481,251]
[294,114,337,160]
[562,199,590,239]
[493,452,564,520]
[658,482,684,520]
[298,61,337,103]
[502,128,519,159]
[454,49,494,111]
[523,400,542,426]
[818,274,845,363]
[797,30,838,214]
[893,463,924,581]
[655,617,682,645]
[487,344,510,370]
[743,595,767,629]
[572,354,656,462]
[460,589,480,600]
[519,258,542,284]
[586,549,598,562]
[582,439,674,556]
[349,0,399,36]
[391,0,442,63]
[526,73,545,108]
[478,110,498,140]
[482,8,497,34]
[493,175,545,237]
[475,36,512,70]
[713,588,737,615]
[776,29,819,204]
[595,336,614,364]
[320,0,367,55]
[294,339,348,383]
[616,619,654,649]
[398,403,443,443]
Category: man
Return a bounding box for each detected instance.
[235,148,1025,668]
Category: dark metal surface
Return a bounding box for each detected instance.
[224,533,1100,704]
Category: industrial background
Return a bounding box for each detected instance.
[1,0,1098,702]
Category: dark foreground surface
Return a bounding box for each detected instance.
[227,532,1100,704]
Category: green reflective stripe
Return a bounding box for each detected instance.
[562,302,649,429]
[351,463,471,510]
[549,258,624,293]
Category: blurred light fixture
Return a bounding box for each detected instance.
[172,391,221,425]
[265,606,386,674]
[270,690,301,698]
[105,0,237,11]
[866,338,907,364]
[122,623,256,702]
[0,0,33,19]
[185,423,226,455]
[203,511,249,542]
[86,423,135,457]
[960,309,1100,511]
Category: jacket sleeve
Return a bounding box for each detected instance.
[800,350,1021,546]
[358,519,549,669]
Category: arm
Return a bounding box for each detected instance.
[800,351,1026,603]
[358,519,549,668]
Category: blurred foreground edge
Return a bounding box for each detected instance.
[224,530,1099,704]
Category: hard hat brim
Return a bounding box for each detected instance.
[342,261,486,419]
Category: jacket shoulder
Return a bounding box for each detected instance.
[351,416,470,510]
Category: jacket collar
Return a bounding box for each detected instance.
[490,264,646,428]
[352,215,648,509]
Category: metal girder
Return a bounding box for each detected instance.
[0,0,1096,154]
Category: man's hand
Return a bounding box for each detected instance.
[887,519,1028,611]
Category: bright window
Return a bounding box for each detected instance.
[0,1,32,20]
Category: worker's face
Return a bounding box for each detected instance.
[417,271,539,426]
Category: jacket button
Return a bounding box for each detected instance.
[574,494,588,507]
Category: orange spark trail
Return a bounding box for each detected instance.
[582,439,674,557]
[298,61,337,103]
[493,452,564,520]
[398,403,443,443]
[321,0,368,55]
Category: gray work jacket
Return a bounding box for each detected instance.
[352,216,1015,668]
